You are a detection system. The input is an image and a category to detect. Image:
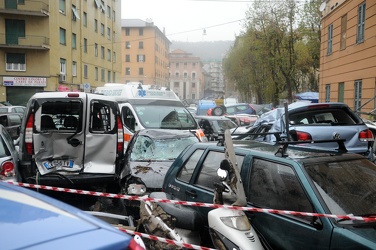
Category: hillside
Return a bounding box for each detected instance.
[170,41,234,61]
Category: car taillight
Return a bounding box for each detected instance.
[117,115,124,153]
[127,238,145,250]
[1,161,14,177]
[25,113,34,155]
[359,129,374,141]
[296,131,312,141]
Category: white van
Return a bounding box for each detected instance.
[96,82,206,146]
[18,92,125,192]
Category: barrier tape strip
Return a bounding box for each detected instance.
[5,181,376,222]
[116,228,215,250]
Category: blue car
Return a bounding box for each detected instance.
[0,181,144,250]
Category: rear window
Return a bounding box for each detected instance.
[289,109,358,125]
[36,100,82,132]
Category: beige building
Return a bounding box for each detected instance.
[169,49,204,102]
[121,19,170,87]
[0,0,122,105]
[320,0,376,117]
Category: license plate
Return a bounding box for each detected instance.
[42,160,74,169]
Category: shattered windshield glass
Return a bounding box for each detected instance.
[130,135,199,161]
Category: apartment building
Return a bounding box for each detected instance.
[202,60,225,99]
[169,49,204,102]
[0,0,122,105]
[320,0,376,116]
[121,19,170,87]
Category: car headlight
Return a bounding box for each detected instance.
[220,214,251,231]
[127,183,147,195]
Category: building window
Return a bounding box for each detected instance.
[184,72,188,78]
[193,62,196,67]
[107,5,111,18]
[101,23,104,36]
[108,70,111,82]
[6,53,26,71]
[174,82,179,87]
[101,46,104,59]
[101,68,105,81]
[113,52,116,62]
[94,43,98,57]
[94,19,98,32]
[126,55,130,62]
[72,5,80,21]
[72,61,77,76]
[139,28,143,36]
[356,2,366,44]
[95,67,98,80]
[340,14,347,50]
[83,12,87,27]
[94,0,99,8]
[192,72,196,80]
[100,0,105,13]
[125,28,130,36]
[327,24,333,55]
[113,31,116,41]
[354,80,362,111]
[325,84,330,102]
[59,0,66,14]
[338,82,344,102]
[176,63,179,67]
[107,27,111,40]
[126,67,130,75]
[72,33,76,49]
[175,72,179,77]
[84,38,87,53]
[59,28,66,45]
[126,41,131,49]
[60,58,66,74]
[139,68,144,75]
[113,10,115,22]
[139,41,143,49]
[192,82,196,88]
[113,72,116,82]
[184,62,187,68]
[107,49,111,61]
[84,64,88,79]
[137,55,145,62]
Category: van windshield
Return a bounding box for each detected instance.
[133,104,198,129]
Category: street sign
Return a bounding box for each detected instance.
[83,83,90,92]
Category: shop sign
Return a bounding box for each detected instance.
[3,77,47,87]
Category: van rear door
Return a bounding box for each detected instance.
[84,98,119,174]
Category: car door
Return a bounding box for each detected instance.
[7,114,22,139]
[244,157,332,250]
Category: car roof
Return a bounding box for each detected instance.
[195,115,232,121]
[0,181,132,249]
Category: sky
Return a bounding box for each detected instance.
[121,0,251,42]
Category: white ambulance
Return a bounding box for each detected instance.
[96,82,206,147]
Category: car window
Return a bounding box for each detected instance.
[289,109,356,125]
[0,116,8,126]
[177,149,204,183]
[2,129,15,152]
[0,108,8,113]
[8,114,21,126]
[237,105,248,111]
[226,107,236,114]
[90,102,114,133]
[0,135,10,157]
[122,106,136,132]
[249,158,314,222]
[195,151,244,190]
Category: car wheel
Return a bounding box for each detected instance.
[212,106,226,116]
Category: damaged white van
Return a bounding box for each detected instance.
[18,92,125,192]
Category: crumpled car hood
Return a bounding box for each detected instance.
[130,161,173,189]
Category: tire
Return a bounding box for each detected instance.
[212,106,226,116]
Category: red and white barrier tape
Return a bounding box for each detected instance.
[117,228,215,250]
[5,181,376,222]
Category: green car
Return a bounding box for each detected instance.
[162,140,376,249]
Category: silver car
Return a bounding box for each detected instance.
[0,124,19,182]
[238,102,374,159]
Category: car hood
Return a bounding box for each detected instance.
[0,182,131,249]
[130,161,173,190]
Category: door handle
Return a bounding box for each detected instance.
[185,189,197,198]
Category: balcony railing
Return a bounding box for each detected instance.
[0,1,49,16]
[0,34,50,50]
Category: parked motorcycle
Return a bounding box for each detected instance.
[138,130,264,250]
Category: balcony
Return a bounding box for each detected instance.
[0,1,49,16]
[0,34,50,50]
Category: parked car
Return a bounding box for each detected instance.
[162,138,376,249]
[196,99,216,116]
[18,92,125,192]
[120,129,200,197]
[235,102,374,159]
[225,114,259,126]
[0,181,144,250]
[0,105,26,115]
[196,115,237,141]
[0,112,22,140]
[212,103,256,116]
[0,124,19,181]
